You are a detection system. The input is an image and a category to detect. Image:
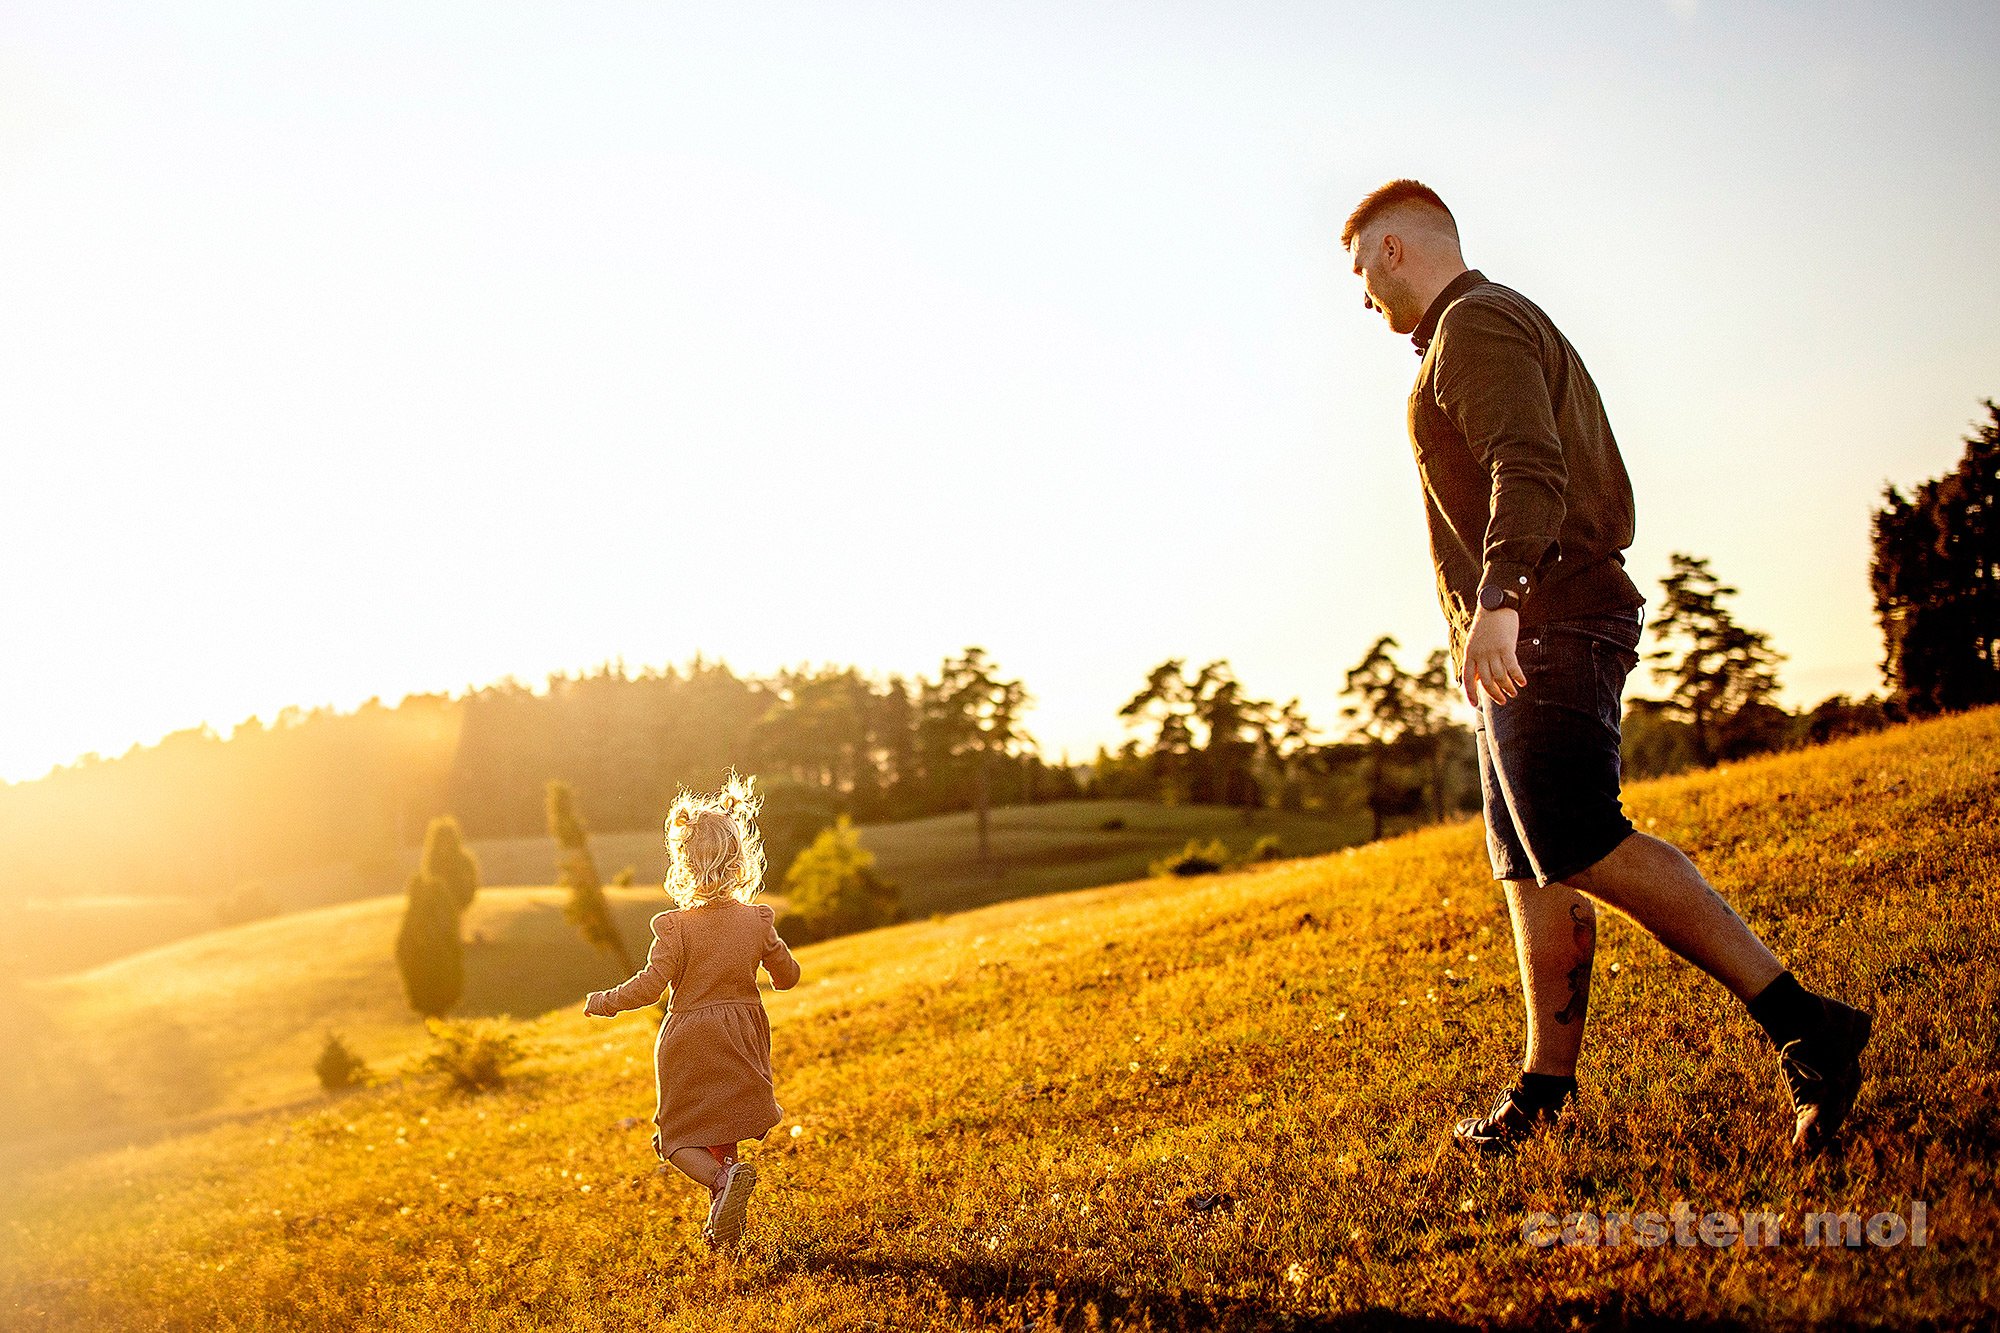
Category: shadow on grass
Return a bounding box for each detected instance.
[758,1245,1767,1332]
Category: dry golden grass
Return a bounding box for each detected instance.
[0,887,669,1143]
[3,709,1997,1330]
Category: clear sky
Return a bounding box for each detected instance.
[3,1,1996,783]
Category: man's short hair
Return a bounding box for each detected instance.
[1341,179,1457,249]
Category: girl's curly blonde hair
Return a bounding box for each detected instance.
[664,773,767,909]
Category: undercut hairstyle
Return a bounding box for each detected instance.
[1341,178,1457,250]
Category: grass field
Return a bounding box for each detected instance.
[3,709,1997,1329]
[2,804,1359,1148]
[416,799,1368,919]
[4,800,1367,981]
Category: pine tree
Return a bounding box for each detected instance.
[420,815,480,915]
[926,648,1033,863]
[1341,636,1421,842]
[1645,553,1784,766]
[1404,648,1462,824]
[546,780,633,972]
[1872,401,2000,715]
[394,872,463,1018]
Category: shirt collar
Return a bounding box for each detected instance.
[1410,268,1486,355]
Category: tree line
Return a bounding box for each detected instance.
[7,399,1994,908]
[0,648,1072,903]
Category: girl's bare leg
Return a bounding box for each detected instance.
[667,1147,722,1189]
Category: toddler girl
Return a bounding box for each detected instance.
[584,775,801,1247]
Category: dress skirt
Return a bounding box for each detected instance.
[651,999,784,1159]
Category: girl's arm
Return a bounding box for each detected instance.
[584,914,682,1017]
[757,904,802,991]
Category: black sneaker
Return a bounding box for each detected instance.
[1780,997,1873,1158]
[1453,1082,1572,1154]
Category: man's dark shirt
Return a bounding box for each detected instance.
[1407,268,1644,672]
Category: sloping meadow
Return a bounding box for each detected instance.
[4,710,1997,1330]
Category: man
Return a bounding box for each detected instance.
[1341,179,1871,1156]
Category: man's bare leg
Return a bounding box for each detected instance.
[1562,831,1782,1001]
[1504,878,1598,1076]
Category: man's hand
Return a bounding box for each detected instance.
[583,992,616,1019]
[1462,607,1527,707]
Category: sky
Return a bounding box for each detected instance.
[2,0,1997,783]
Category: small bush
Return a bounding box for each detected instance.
[1236,834,1285,865]
[420,1018,528,1093]
[612,866,637,888]
[1150,838,1230,878]
[1097,816,1127,832]
[314,1032,369,1092]
[780,817,900,944]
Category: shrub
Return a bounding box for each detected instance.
[314,1032,369,1092]
[778,817,899,944]
[1236,834,1285,865]
[420,1018,528,1093]
[395,873,463,1018]
[1097,816,1127,832]
[420,816,480,915]
[1150,838,1230,878]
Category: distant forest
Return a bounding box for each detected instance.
[0,651,1080,902]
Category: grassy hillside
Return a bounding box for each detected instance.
[3,709,1997,1329]
[0,888,671,1146]
[2,804,1358,1147]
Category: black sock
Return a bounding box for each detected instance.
[1748,970,1821,1049]
[1515,1072,1578,1110]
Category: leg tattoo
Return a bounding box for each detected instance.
[1553,903,1595,1026]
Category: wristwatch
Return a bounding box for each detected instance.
[1478,583,1523,613]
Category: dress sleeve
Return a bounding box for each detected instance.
[756,903,802,991]
[589,912,684,1013]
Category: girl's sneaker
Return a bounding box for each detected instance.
[705,1161,759,1247]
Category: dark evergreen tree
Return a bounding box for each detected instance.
[1644,554,1784,766]
[420,815,480,915]
[1119,660,1200,804]
[394,873,463,1019]
[1403,648,1464,824]
[926,648,1033,863]
[1872,401,2000,715]
[546,780,633,973]
[1340,636,1423,842]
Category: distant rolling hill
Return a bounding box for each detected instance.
[455,799,1367,917]
[4,800,1369,979]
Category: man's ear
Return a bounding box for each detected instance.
[1381,232,1403,269]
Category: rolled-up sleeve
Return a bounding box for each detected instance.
[757,905,802,991]
[590,913,683,1013]
[1432,299,1568,599]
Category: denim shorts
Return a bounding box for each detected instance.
[1474,606,1644,886]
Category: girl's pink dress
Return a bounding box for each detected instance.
[588,900,801,1157]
